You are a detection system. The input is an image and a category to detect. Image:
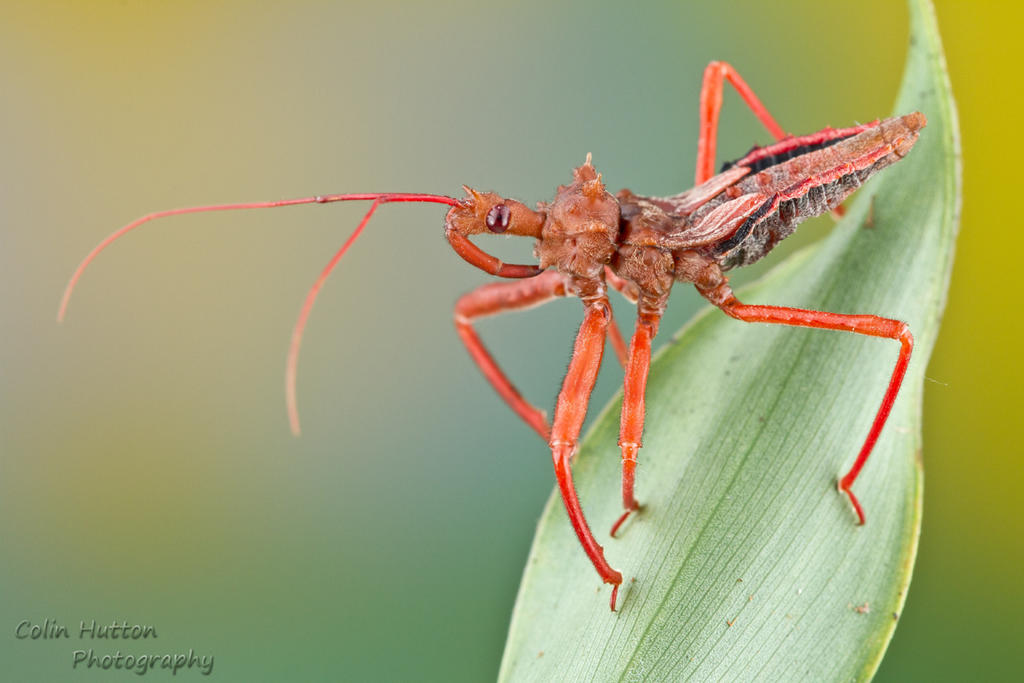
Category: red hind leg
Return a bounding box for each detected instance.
[454,271,569,441]
[702,284,913,524]
[610,309,662,538]
[549,295,624,609]
[695,61,787,184]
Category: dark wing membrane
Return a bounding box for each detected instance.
[719,121,880,174]
[712,194,779,255]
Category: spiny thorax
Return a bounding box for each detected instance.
[534,158,620,282]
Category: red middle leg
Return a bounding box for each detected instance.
[604,266,634,368]
[695,61,788,184]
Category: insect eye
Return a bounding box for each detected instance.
[485,204,511,233]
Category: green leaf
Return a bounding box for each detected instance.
[499,0,960,679]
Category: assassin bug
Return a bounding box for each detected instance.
[59,61,924,611]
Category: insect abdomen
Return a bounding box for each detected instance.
[714,113,925,269]
[715,160,885,269]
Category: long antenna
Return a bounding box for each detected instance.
[58,192,459,434]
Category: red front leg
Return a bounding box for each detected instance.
[454,271,569,441]
[455,271,628,439]
[702,283,913,524]
[549,295,624,609]
[695,61,787,184]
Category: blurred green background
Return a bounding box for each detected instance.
[0,1,1017,680]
